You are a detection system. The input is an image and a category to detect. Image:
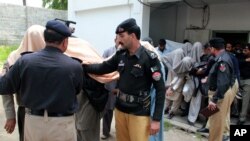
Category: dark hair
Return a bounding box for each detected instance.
[209,37,225,49]
[183,39,190,43]
[127,26,141,40]
[44,29,66,44]
[203,42,210,49]
[159,39,166,46]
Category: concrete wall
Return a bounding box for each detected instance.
[149,1,250,44]
[0,3,67,45]
[149,5,179,46]
[188,2,250,31]
[68,0,150,54]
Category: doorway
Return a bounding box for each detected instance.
[212,31,249,45]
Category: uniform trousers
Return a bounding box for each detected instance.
[206,80,238,136]
[115,109,150,141]
[239,79,250,122]
[24,111,76,141]
[209,81,237,141]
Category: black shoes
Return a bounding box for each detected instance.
[237,120,245,125]
[101,134,110,140]
[166,112,175,119]
[196,127,209,133]
[187,120,195,126]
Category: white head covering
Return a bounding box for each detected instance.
[181,42,193,57]
[190,42,203,63]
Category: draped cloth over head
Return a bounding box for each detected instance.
[7,25,46,66]
[190,42,203,63]
[182,42,193,57]
[6,25,159,83]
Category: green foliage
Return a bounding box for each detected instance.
[42,0,67,10]
[194,132,203,141]
[164,121,173,131]
[0,45,17,67]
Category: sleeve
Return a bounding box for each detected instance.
[2,95,16,119]
[151,58,166,121]
[0,59,21,94]
[211,62,232,103]
[84,53,119,75]
[82,66,103,90]
[1,62,16,119]
[74,65,83,95]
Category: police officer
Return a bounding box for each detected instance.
[207,37,237,141]
[84,18,165,141]
[0,20,83,141]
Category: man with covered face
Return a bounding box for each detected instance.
[84,18,165,141]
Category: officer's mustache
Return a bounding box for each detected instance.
[119,42,124,46]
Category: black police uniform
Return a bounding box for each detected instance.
[208,51,235,103]
[207,38,237,141]
[85,46,165,121]
[0,46,83,115]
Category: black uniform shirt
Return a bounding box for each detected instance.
[239,56,250,80]
[208,51,235,103]
[0,46,83,114]
[85,46,165,121]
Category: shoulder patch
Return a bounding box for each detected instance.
[219,63,226,72]
[21,51,33,56]
[145,49,158,59]
[71,57,82,63]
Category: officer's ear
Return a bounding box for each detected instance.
[61,38,68,52]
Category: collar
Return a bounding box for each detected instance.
[44,46,63,53]
[125,45,144,59]
[214,50,225,61]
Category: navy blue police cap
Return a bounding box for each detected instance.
[115,18,138,34]
[46,20,71,37]
[209,37,225,49]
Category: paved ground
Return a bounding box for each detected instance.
[1,96,250,141]
[0,97,208,141]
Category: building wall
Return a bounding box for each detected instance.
[149,1,250,44]
[0,3,67,45]
[149,5,179,46]
[188,2,250,31]
[68,0,150,54]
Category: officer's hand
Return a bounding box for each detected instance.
[4,118,16,134]
[208,101,217,111]
[150,121,160,135]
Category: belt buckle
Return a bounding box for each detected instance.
[119,93,126,102]
[128,96,134,103]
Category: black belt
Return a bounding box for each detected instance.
[26,109,73,117]
[117,91,149,103]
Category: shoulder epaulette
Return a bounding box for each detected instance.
[21,51,33,56]
[145,49,158,59]
[71,57,82,63]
